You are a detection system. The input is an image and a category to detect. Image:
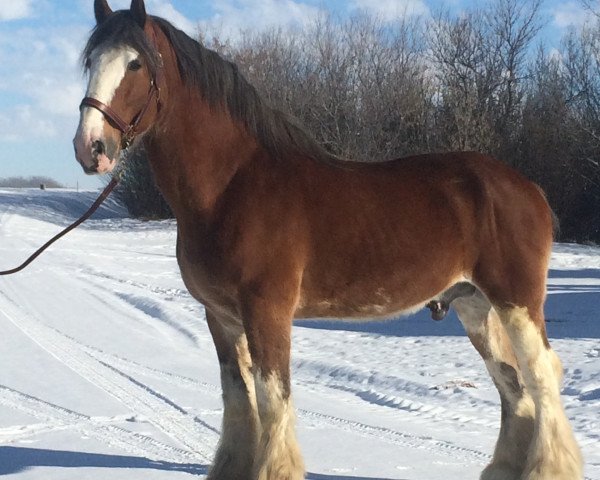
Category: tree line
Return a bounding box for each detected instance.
[119,0,600,242]
[0,176,64,188]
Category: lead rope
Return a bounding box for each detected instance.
[0,172,122,276]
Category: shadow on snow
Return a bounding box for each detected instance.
[0,446,207,476]
[0,446,406,480]
[0,189,126,225]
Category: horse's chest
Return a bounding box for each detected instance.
[175,234,242,318]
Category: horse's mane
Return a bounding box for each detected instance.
[82,11,338,164]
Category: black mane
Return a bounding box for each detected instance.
[82,11,337,164]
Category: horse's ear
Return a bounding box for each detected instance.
[94,0,112,24]
[130,0,147,28]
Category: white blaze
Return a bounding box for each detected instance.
[76,45,140,151]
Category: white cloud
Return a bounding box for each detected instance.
[0,24,88,141]
[0,105,58,141]
[351,0,429,21]
[30,78,85,117]
[552,1,588,29]
[151,1,196,35]
[201,0,323,40]
[0,0,33,21]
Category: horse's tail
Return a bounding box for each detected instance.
[534,183,560,240]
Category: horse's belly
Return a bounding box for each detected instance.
[295,270,464,321]
[296,230,468,320]
[295,295,429,321]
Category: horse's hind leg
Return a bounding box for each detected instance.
[206,310,260,480]
[453,290,535,480]
[495,303,582,480]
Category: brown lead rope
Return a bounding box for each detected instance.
[0,176,119,276]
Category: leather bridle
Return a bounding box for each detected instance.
[79,29,164,150]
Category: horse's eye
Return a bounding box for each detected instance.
[128,59,142,71]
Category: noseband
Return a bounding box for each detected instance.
[79,29,164,150]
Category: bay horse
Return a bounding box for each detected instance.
[73,1,583,479]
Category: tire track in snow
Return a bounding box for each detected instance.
[66,267,206,348]
[301,408,597,480]
[298,408,491,464]
[322,382,497,428]
[78,266,192,300]
[0,297,216,463]
[72,341,221,395]
[76,340,493,465]
[0,385,202,466]
[292,358,500,433]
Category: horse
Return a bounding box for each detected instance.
[73,1,583,479]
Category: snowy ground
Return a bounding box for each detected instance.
[0,187,598,479]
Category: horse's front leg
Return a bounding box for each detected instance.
[241,284,305,480]
[206,310,261,480]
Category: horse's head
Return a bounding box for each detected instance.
[74,0,162,175]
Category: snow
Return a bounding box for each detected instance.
[0,187,598,479]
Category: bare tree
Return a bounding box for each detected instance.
[427,0,542,159]
[581,0,600,18]
[230,13,430,161]
[487,0,543,159]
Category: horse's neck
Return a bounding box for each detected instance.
[144,88,260,218]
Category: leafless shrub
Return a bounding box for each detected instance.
[427,0,542,158]
[228,13,430,161]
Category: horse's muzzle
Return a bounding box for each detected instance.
[73,135,118,175]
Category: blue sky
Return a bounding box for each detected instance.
[0,0,593,189]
